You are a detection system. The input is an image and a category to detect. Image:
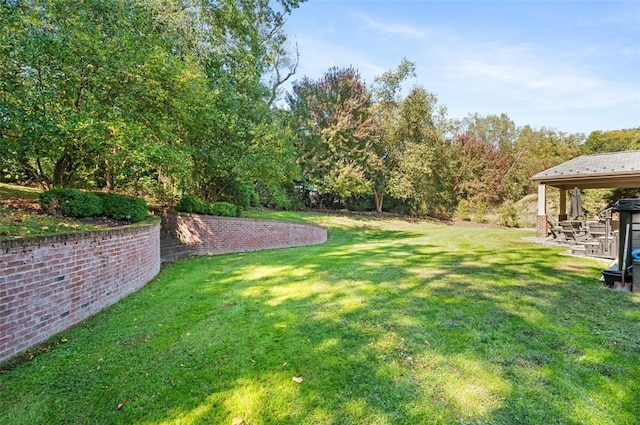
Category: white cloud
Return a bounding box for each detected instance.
[284,1,640,133]
[355,13,425,39]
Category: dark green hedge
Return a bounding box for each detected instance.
[39,188,148,222]
[209,201,242,217]
[97,193,148,223]
[39,188,103,218]
[177,195,208,214]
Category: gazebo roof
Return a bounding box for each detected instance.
[531,150,640,189]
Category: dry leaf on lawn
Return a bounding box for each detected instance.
[292,376,304,383]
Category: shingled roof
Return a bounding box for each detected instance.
[531,150,640,189]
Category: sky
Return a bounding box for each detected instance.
[281,0,640,135]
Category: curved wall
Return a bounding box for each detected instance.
[0,221,160,364]
[1,213,327,365]
[160,212,327,257]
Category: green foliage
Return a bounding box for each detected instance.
[97,193,148,223]
[209,202,241,217]
[177,195,208,215]
[288,67,376,205]
[503,126,583,202]
[461,113,519,152]
[473,201,488,223]
[582,128,640,154]
[454,199,472,221]
[385,87,456,217]
[1,0,303,200]
[344,195,375,212]
[498,204,520,228]
[228,180,259,208]
[257,182,296,210]
[39,188,102,218]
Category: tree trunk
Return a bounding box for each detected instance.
[374,191,383,213]
[52,154,76,187]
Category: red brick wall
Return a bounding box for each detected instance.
[159,212,327,256]
[0,221,160,364]
[537,214,548,238]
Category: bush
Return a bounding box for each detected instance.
[209,201,241,217]
[473,201,488,223]
[258,182,292,210]
[39,188,103,218]
[454,199,471,221]
[498,204,520,228]
[177,195,208,214]
[230,180,259,208]
[98,193,148,223]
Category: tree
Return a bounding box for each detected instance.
[504,126,583,201]
[0,0,194,189]
[386,86,455,217]
[461,113,518,152]
[287,67,376,206]
[1,0,305,204]
[449,134,510,205]
[369,58,416,212]
[582,128,640,154]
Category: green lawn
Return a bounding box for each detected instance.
[1,213,638,424]
[0,182,42,200]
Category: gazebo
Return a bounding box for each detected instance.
[531,150,640,237]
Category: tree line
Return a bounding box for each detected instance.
[2,1,639,218]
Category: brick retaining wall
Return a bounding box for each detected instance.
[0,213,326,364]
[159,212,327,257]
[0,221,160,364]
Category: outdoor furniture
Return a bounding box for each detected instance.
[547,218,564,240]
[559,220,589,244]
[587,222,607,239]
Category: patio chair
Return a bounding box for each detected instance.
[587,222,607,239]
[559,220,590,244]
[547,218,564,240]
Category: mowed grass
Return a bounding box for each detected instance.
[1,213,639,424]
[0,182,41,200]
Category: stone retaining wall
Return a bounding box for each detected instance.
[0,221,160,364]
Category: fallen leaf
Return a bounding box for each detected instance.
[292,376,303,383]
[232,417,244,425]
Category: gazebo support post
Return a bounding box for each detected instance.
[559,189,567,221]
[537,184,548,237]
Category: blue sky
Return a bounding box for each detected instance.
[282,0,640,135]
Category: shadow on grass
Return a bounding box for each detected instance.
[1,221,638,424]
[0,183,41,200]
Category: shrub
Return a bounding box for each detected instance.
[39,188,103,218]
[230,180,259,208]
[98,193,148,223]
[473,201,488,223]
[498,204,520,228]
[258,182,292,210]
[177,195,208,214]
[209,201,241,217]
[454,199,471,221]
